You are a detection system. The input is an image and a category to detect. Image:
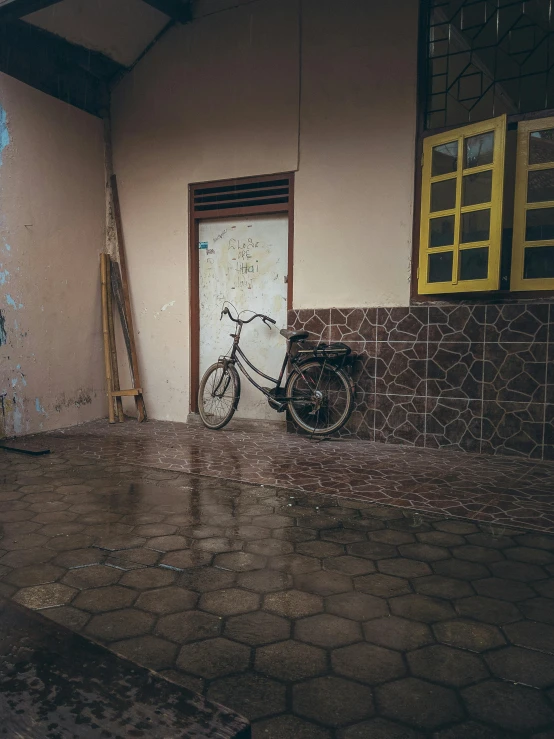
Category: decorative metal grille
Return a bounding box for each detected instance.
[426,0,554,130]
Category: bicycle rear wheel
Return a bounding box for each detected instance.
[286,360,354,435]
[198,362,240,430]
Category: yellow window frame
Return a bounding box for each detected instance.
[511,117,554,291]
[418,115,506,295]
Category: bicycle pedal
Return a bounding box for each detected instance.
[265,387,287,412]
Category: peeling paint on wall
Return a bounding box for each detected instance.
[0,99,28,439]
[0,394,6,437]
[35,398,46,415]
[0,103,9,165]
[12,395,24,435]
[0,310,6,345]
[153,300,176,319]
[0,106,12,351]
[53,390,93,412]
[0,77,106,438]
[6,294,23,309]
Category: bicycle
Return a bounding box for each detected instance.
[198,305,355,435]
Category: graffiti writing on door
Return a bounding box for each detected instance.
[199,215,288,421]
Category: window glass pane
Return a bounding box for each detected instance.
[432,57,447,76]
[429,39,449,57]
[461,209,490,242]
[432,141,458,176]
[464,131,494,168]
[429,215,455,247]
[525,207,554,241]
[529,128,554,165]
[528,169,554,203]
[460,247,489,280]
[462,170,492,206]
[523,245,554,279]
[432,74,447,94]
[431,178,456,212]
[428,251,453,283]
[460,1,487,31]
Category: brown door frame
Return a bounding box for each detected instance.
[189,172,295,413]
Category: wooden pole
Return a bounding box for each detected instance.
[100,253,115,424]
[111,174,147,422]
[106,256,124,422]
[103,117,118,257]
[110,260,133,374]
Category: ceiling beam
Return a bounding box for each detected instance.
[0,0,64,21]
[0,20,126,117]
[141,0,192,23]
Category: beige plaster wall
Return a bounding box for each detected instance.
[295,0,419,308]
[111,0,418,420]
[0,73,106,437]
[111,0,300,422]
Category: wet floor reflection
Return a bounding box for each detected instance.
[44,418,554,532]
[1,444,554,737]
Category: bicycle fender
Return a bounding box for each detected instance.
[288,359,355,396]
[213,359,241,411]
[227,363,241,410]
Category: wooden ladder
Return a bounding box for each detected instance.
[100,174,147,424]
[101,253,146,423]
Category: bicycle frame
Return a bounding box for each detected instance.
[216,318,323,405]
[200,308,355,435]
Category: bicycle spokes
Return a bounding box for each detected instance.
[290,364,349,431]
[202,367,234,424]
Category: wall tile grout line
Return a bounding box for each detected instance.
[373,307,378,444]
[424,306,429,449]
[542,303,551,461]
[290,303,552,460]
[478,305,486,457]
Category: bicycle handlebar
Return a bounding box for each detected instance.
[220,307,276,327]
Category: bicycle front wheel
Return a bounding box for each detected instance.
[198,362,240,430]
[286,360,354,435]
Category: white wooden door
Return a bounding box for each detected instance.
[198,215,289,421]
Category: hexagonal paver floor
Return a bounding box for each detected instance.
[1,435,554,738]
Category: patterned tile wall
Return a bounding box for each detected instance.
[288,304,554,461]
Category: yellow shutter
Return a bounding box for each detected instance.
[418,115,506,295]
[511,117,554,291]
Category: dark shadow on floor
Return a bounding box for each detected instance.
[0,595,250,738]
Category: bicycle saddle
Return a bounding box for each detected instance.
[280,329,309,343]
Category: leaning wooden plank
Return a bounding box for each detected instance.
[0,438,50,455]
[110,259,134,383]
[100,253,115,424]
[111,174,147,422]
[106,256,124,423]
